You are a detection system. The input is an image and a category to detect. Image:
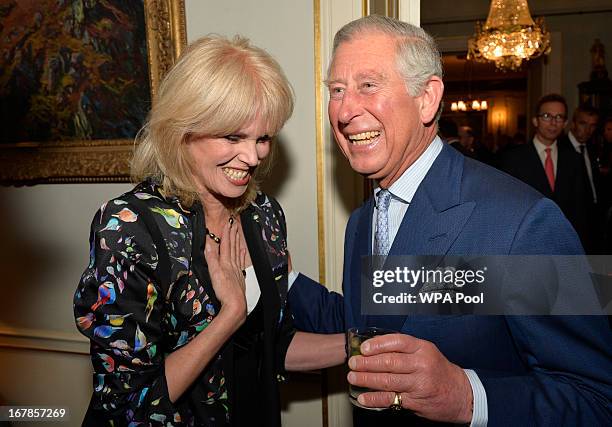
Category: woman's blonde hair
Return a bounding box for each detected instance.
[131,35,294,209]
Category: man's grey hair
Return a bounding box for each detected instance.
[332,15,443,97]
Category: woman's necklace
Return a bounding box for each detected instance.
[205,215,235,244]
[205,215,246,277]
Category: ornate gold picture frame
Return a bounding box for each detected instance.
[0,0,186,185]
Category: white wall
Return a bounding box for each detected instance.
[0,183,131,425]
[186,0,320,281]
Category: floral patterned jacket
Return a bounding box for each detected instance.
[74,181,295,426]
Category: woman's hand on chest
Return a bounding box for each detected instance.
[204,219,248,327]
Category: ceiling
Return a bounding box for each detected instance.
[442,54,528,82]
[441,54,529,94]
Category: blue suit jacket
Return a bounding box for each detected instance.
[289,144,612,425]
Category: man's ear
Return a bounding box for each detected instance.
[531,116,539,129]
[419,76,444,124]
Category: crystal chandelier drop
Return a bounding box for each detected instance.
[467,0,551,71]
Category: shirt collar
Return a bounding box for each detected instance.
[567,131,583,151]
[374,136,444,206]
[533,135,557,155]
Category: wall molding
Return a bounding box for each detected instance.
[318,3,364,426]
[541,31,563,96]
[399,0,420,24]
[0,326,89,355]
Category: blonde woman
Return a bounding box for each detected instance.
[74,35,344,426]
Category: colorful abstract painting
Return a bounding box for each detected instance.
[0,0,150,143]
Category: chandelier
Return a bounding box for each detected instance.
[467,0,551,71]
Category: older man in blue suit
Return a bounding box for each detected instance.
[288,15,611,426]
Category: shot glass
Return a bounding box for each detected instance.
[346,326,396,409]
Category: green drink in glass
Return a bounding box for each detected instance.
[346,326,396,409]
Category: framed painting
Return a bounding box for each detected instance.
[0,0,186,185]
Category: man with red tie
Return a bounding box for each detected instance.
[499,94,591,246]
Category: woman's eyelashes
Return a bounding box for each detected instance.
[257,135,272,144]
[222,134,272,144]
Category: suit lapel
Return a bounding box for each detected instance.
[389,195,475,256]
[392,144,476,256]
[555,143,571,197]
[360,144,476,331]
[556,140,589,202]
[526,143,554,198]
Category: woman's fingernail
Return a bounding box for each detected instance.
[347,372,356,383]
[361,342,370,353]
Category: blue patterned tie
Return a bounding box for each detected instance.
[374,189,392,256]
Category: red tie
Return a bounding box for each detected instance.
[544,147,555,191]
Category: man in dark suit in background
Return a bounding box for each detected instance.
[499,94,592,250]
[560,105,604,252]
[438,118,466,155]
[461,125,497,166]
[288,16,611,426]
[563,105,601,198]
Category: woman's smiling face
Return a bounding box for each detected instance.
[185,117,272,202]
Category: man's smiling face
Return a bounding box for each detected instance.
[327,32,433,188]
